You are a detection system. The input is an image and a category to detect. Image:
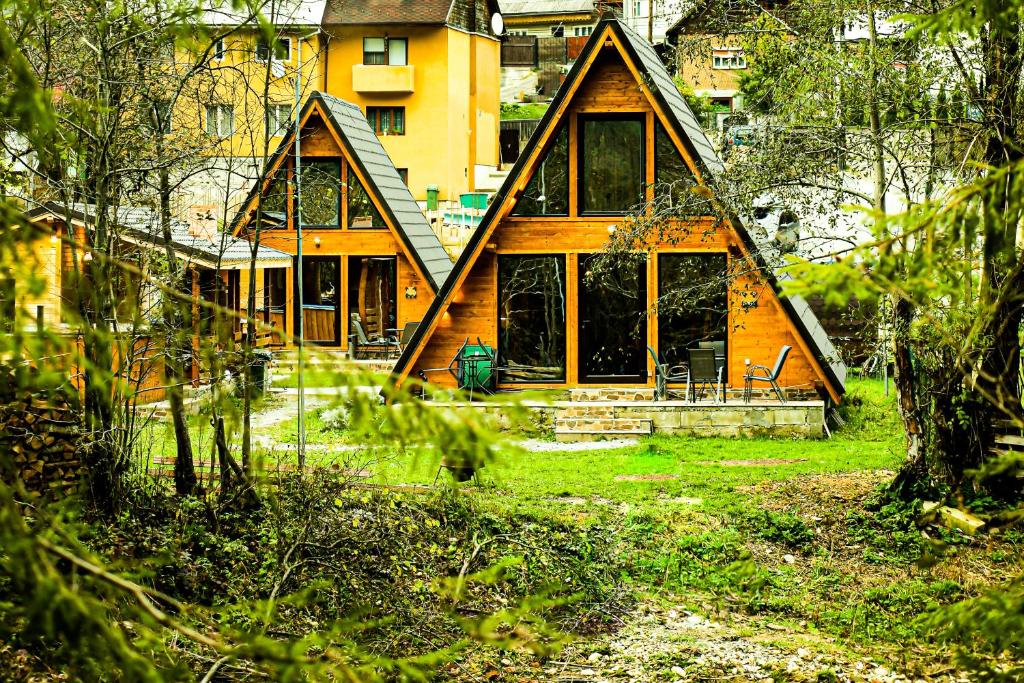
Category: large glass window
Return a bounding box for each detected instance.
[657,253,729,377]
[264,267,287,344]
[348,256,397,340]
[655,122,694,208]
[299,159,341,227]
[0,277,14,332]
[498,255,567,382]
[578,253,647,382]
[347,169,385,228]
[363,37,407,65]
[580,116,645,214]
[511,125,568,216]
[260,168,289,223]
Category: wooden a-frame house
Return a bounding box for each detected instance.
[230,91,453,350]
[391,17,846,402]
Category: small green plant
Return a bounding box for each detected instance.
[740,508,815,550]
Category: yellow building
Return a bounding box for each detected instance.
[319,0,502,203]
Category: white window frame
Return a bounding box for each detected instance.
[362,37,407,66]
[256,36,291,62]
[212,37,225,61]
[206,104,234,137]
[712,48,747,70]
[265,103,291,138]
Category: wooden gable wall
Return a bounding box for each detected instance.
[236,106,434,349]
[406,35,835,399]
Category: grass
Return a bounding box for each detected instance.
[500,102,549,120]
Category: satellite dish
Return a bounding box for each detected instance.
[491,12,504,36]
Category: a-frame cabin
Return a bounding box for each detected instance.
[391,18,846,402]
[230,92,453,350]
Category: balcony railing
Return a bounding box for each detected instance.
[351,64,415,93]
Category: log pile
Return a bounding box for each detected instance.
[1,371,83,498]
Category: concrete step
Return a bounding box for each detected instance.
[554,417,653,442]
[568,388,656,402]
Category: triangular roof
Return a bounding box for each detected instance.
[229,91,453,292]
[391,17,846,398]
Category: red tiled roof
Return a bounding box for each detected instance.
[322,0,455,25]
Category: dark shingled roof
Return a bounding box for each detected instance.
[390,16,846,397]
[29,203,292,269]
[322,0,455,25]
[229,91,453,292]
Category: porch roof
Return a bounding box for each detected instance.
[28,203,293,270]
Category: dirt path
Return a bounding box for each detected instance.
[543,604,942,683]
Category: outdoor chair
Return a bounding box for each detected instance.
[646,346,688,401]
[698,340,726,377]
[743,345,792,404]
[393,321,419,354]
[687,347,724,403]
[349,313,401,360]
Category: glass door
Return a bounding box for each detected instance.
[298,256,341,346]
[347,256,397,340]
[577,253,647,383]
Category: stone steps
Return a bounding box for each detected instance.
[568,388,657,402]
[554,417,653,442]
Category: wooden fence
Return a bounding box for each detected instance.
[501,36,536,66]
[537,37,567,65]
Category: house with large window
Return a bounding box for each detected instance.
[666,0,794,123]
[390,17,845,403]
[229,92,453,351]
[320,0,502,204]
[500,0,603,38]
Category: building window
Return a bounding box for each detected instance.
[551,25,564,37]
[573,26,592,36]
[347,168,385,228]
[363,37,407,66]
[655,122,694,208]
[205,104,234,137]
[265,103,291,137]
[657,253,728,376]
[498,255,566,382]
[261,166,289,222]
[712,48,746,70]
[256,36,291,61]
[299,159,341,227]
[366,106,405,136]
[579,115,645,214]
[0,277,14,332]
[212,37,225,60]
[397,168,409,185]
[511,125,568,216]
[632,0,642,17]
[150,100,172,134]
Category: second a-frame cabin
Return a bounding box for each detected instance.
[392,18,846,402]
[230,92,453,350]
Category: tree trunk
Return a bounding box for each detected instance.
[157,165,199,496]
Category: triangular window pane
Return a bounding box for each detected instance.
[260,167,289,227]
[512,125,569,216]
[347,166,385,228]
[655,122,695,209]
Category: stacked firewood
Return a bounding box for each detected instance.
[1,376,83,498]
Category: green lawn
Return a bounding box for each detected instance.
[500,102,549,120]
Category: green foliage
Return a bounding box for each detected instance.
[672,76,712,123]
[739,508,815,549]
[500,102,549,120]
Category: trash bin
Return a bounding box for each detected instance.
[458,343,494,393]
[242,349,273,398]
[426,184,439,211]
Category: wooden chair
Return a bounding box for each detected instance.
[687,347,723,403]
[349,313,400,359]
[646,346,688,401]
[744,345,792,403]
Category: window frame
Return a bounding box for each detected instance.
[256,36,291,62]
[656,252,730,382]
[212,37,225,61]
[205,103,234,137]
[712,48,747,70]
[265,103,291,138]
[298,158,342,229]
[510,124,570,217]
[366,106,406,136]
[496,253,568,384]
[577,113,647,216]
[362,36,408,66]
